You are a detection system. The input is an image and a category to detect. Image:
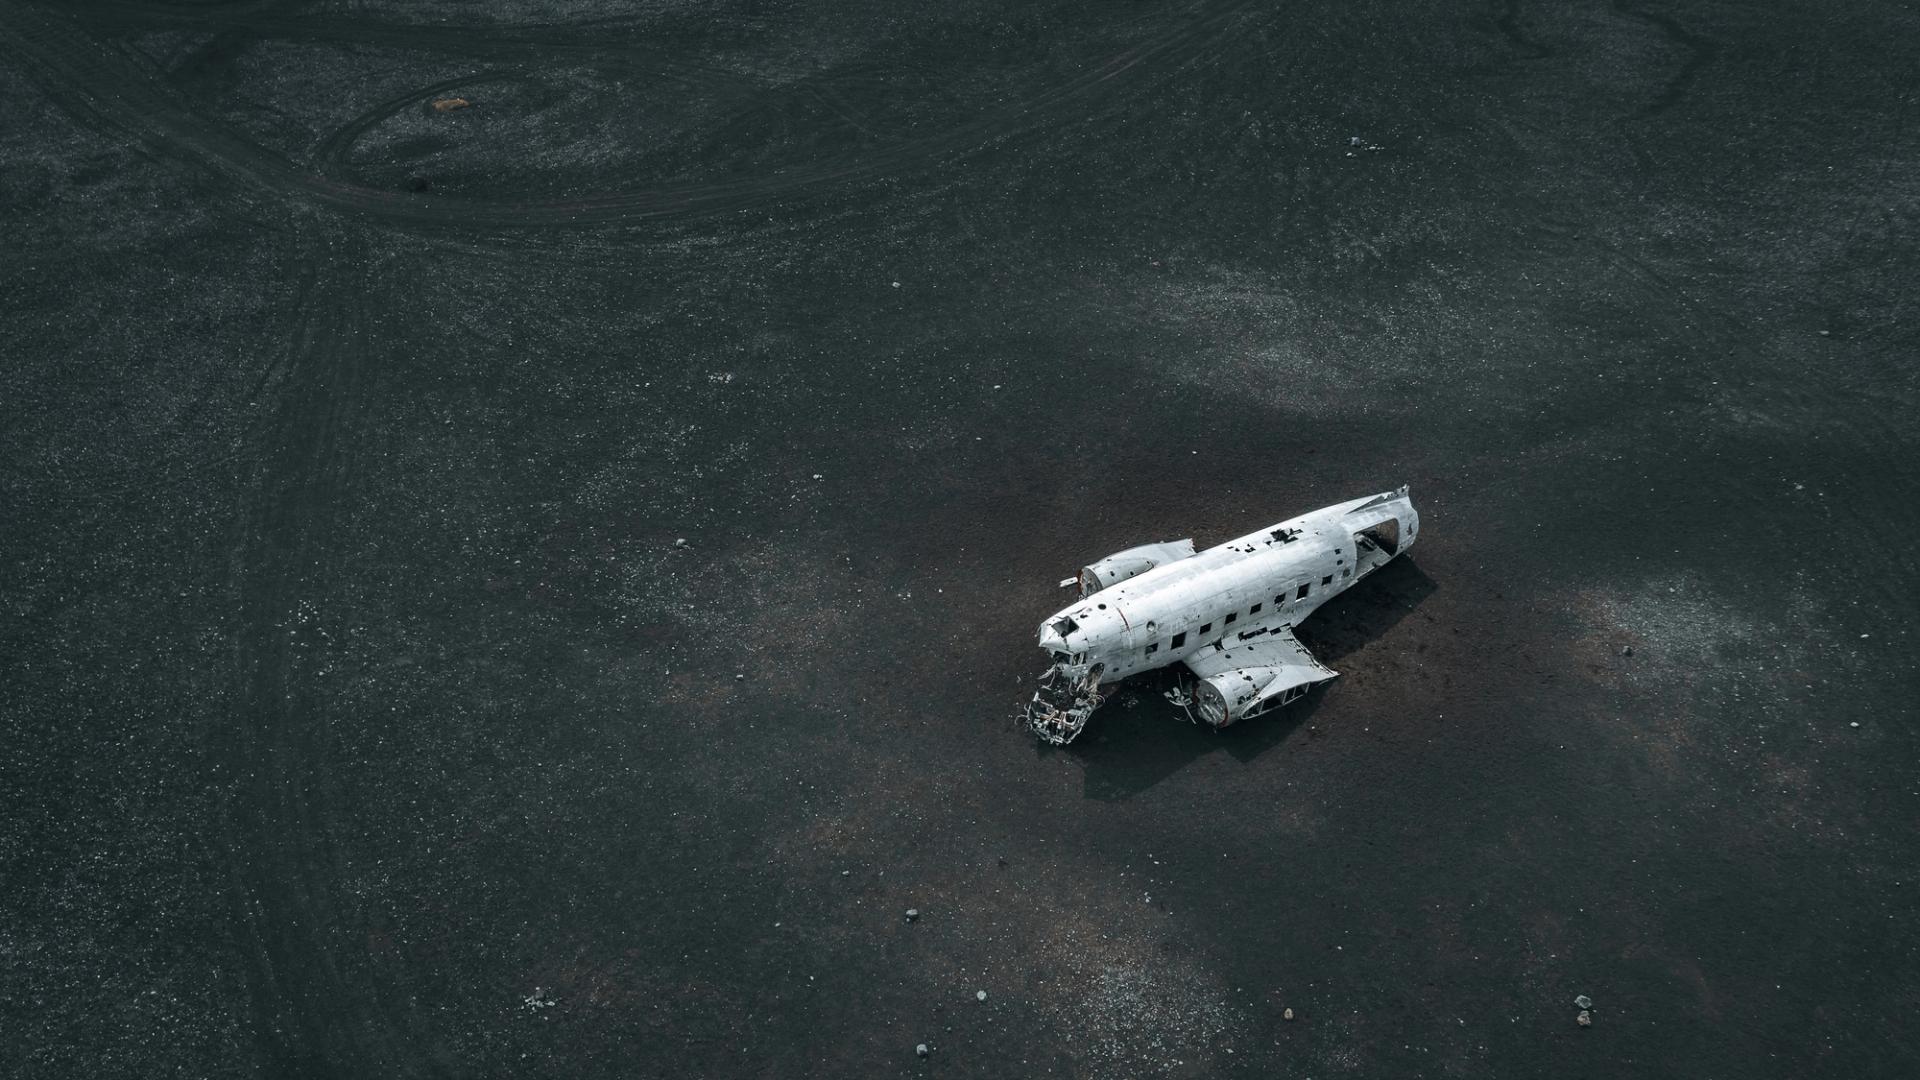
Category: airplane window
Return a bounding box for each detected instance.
[1225,612,1237,625]
[1145,642,1159,655]
[1250,603,1262,615]
[1199,622,1212,634]
[1321,576,1332,586]
[1274,594,1285,606]
[1297,584,1309,599]
[1172,632,1186,648]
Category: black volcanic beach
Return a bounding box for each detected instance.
[3,1,1917,1077]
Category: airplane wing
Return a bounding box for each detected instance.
[1182,621,1337,726]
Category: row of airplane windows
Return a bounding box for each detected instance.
[1142,568,1351,657]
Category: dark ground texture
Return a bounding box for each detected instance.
[3,0,1918,1077]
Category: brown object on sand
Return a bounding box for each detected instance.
[431,98,472,113]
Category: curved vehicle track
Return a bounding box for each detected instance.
[0,0,1259,231]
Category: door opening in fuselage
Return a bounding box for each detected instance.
[1352,519,1400,576]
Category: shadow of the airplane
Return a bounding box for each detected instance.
[1055,556,1438,802]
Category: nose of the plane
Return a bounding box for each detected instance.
[1037,622,1067,651]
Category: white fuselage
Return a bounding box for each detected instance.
[1036,491,1418,683]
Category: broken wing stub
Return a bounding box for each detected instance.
[1183,624,1337,728]
[1025,662,1105,745]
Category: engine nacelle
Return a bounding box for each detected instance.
[1193,666,1330,728]
[1193,668,1275,727]
[1078,539,1195,595]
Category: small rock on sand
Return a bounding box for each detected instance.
[1283,1007,1295,1021]
[431,97,472,113]
[1576,1010,1592,1027]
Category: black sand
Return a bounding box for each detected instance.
[3,1,1917,1076]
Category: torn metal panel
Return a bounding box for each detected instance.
[1022,486,1419,744]
[1025,661,1105,746]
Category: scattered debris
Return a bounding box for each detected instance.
[812,473,824,480]
[1348,135,1362,146]
[1283,1007,1295,1021]
[840,869,851,877]
[905,908,920,921]
[891,281,901,288]
[1576,1010,1592,1027]
[522,987,557,1011]
[673,537,688,548]
[431,97,472,113]
[976,990,988,1002]
[915,1043,929,1058]
[1850,721,1860,728]
[1574,995,1592,1009]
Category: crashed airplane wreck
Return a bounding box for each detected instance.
[1025,487,1419,745]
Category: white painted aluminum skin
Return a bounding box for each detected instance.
[1030,487,1418,740]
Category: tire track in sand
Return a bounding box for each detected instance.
[218,224,428,1077]
[0,0,1258,230]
